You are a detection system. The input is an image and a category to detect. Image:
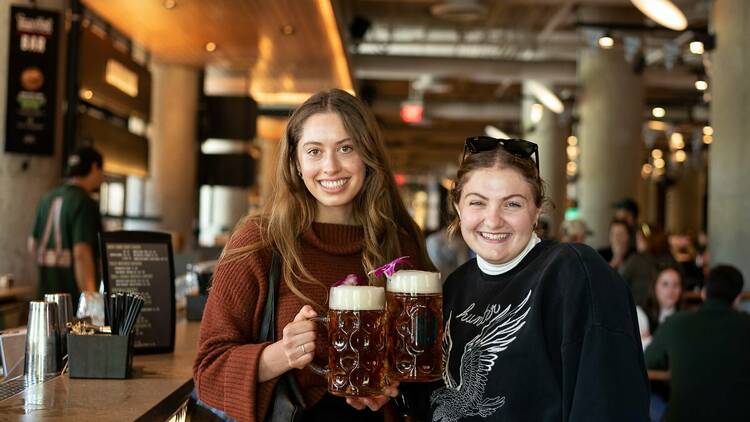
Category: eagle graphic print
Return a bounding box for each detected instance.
[431,290,532,422]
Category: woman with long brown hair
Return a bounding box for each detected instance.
[193,89,432,422]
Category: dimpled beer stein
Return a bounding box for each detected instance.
[386,270,443,382]
[309,285,387,397]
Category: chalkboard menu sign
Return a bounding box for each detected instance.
[100,231,175,354]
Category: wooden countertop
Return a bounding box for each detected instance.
[0,287,33,302]
[0,319,200,421]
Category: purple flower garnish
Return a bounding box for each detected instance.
[333,273,365,287]
[368,256,412,279]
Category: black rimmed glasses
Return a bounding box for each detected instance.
[462,136,540,172]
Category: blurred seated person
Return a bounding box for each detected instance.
[695,231,710,279]
[613,197,639,250]
[613,197,639,228]
[645,265,750,422]
[559,218,590,244]
[637,265,684,347]
[597,219,634,270]
[621,224,678,307]
[669,233,704,291]
[426,227,471,283]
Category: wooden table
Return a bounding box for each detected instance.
[0,319,200,421]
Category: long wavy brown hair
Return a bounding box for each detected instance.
[222,89,432,308]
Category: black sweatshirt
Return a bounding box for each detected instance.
[428,240,649,422]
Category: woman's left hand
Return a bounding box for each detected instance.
[345,381,399,411]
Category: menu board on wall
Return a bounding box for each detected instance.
[101,231,175,354]
[4,6,60,155]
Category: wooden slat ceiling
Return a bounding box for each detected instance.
[82,0,351,100]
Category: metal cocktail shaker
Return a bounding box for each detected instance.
[24,301,61,380]
[44,293,74,357]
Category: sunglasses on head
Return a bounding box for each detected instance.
[462,136,540,172]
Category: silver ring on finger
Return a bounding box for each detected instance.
[299,344,306,354]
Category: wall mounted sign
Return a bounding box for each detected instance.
[4,6,60,155]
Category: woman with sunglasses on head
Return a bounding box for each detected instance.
[193,89,433,422]
[428,137,649,421]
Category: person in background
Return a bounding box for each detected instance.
[193,89,434,422]
[645,265,750,422]
[597,219,634,270]
[28,146,104,310]
[638,265,684,347]
[429,136,648,421]
[637,265,683,422]
[621,223,678,307]
[559,218,591,244]
[613,197,639,251]
[426,227,470,283]
[613,197,639,228]
[669,233,704,291]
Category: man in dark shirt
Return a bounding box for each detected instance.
[645,265,750,422]
[28,147,104,309]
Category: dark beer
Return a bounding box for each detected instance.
[311,286,387,397]
[386,270,443,382]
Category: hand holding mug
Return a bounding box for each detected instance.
[346,381,400,411]
[282,305,318,370]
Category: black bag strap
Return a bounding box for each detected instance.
[259,251,281,342]
[259,251,307,409]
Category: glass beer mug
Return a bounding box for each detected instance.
[309,285,387,397]
[386,270,443,382]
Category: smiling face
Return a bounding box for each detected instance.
[457,167,540,265]
[296,112,366,224]
[655,268,683,310]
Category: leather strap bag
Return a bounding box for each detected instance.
[261,251,306,422]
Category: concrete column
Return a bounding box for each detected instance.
[666,160,705,235]
[578,48,644,247]
[0,0,66,289]
[148,63,199,250]
[522,81,567,237]
[708,0,750,284]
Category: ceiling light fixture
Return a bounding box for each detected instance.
[647,120,669,131]
[567,135,578,146]
[652,149,663,159]
[280,25,295,36]
[675,150,687,162]
[670,132,685,150]
[526,80,564,114]
[652,107,666,118]
[566,161,578,176]
[630,0,688,31]
[530,103,544,124]
[703,126,713,136]
[205,42,217,52]
[598,35,614,49]
[695,78,708,91]
[484,125,511,139]
[689,41,704,55]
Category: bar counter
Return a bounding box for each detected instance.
[0,319,200,421]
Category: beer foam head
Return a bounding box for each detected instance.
[387,270,441,294]
[329,286,385,310]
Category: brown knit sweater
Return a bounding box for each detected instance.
[193,220,426,422]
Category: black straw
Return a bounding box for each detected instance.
[106,292,144,336]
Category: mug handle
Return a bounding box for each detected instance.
[307,315,329,377]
